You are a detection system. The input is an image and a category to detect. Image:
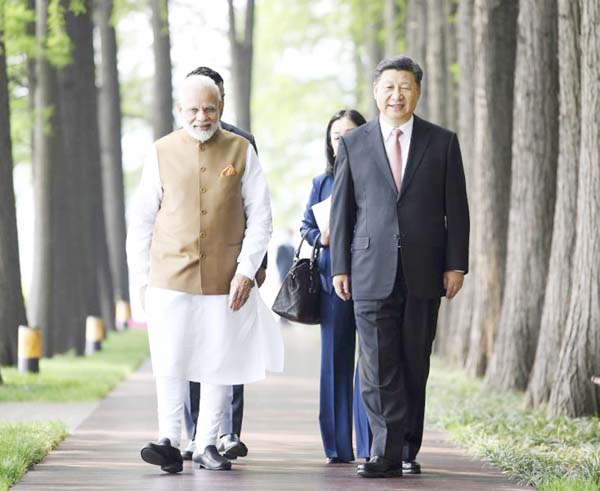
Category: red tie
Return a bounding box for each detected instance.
[389,128,403,192]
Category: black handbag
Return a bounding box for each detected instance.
[272,230,322,324]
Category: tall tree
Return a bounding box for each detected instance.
[443,0,457,131]
[0,2,28,366]
[547,0,599,418]
[446,0,474,367]
[30,0,67,356]
[526,0,581,407]
[424,0,446,126]
[383,0,399,57]
[57,0,115,348]
[96,0,129,308]
[151,0,173,139]
[485,0,558,391]
[227,0,254,132]
[464,0,517,376]
[405,0,428,118]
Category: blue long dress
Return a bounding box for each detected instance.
[300,173,371,461]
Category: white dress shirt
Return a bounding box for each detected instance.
[379,115,414,180]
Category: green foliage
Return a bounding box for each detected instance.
[0,329,149,401]
[0,421,67,490]
[427,358,600,490]
[47,0,72,68]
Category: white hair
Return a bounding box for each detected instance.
[178,74,222,102]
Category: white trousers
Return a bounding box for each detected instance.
[155,376,229,450]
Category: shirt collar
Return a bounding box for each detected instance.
[379,115,414,142]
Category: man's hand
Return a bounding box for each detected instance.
[229,274,254,311]
[333,274,352,301]
[444,271,464,300]
[320,228,330,247]
[140,286,147,311]
[255,267,266,288]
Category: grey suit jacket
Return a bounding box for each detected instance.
[330,115,469,300]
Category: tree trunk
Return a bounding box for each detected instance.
[446,0,474,367]
[384,0,399,58]
[97,0,129,306]
[57,0,115,349]
[0,10,28,366]
[443,0,457,131]
[464,0,517,377]
[485,0,558,391]
[405,0,428,118]
[547,0,599,418]
[526,0,581,408]
[30,0,64,356]
[364,4,383,119]
[425,0,446,126]
[227,0,254,132]
[151,0,173,139]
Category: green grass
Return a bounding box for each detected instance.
[0,421,67,491]
[0,329,149,401]
[426,357,600,491]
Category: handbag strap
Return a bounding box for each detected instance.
[296,229,321,261]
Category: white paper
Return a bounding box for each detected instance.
[311,196,331,233]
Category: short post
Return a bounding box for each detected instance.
[115,300,131,331]
[18,326,42,373]
[85,316,105,355]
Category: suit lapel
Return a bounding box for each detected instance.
[366,120,398,195]
[400,115,431,199]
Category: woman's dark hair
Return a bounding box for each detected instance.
[325,109,367,175]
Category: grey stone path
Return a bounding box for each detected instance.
[12,325,532,491]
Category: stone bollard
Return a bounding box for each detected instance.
[115,300,131,331]
[85,316,105,355]
[18,326,42,373]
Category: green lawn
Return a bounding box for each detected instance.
[0,421,67,491]
[0,329,149,401]
[0,329,149,489]
[426,357,600,491]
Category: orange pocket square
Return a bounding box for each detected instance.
[220,165,237,177]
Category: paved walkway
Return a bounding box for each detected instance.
[13,325,531,490]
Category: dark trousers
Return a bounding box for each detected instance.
[184,383,244,441]
[319,290,372,461]
[353,260,440,463]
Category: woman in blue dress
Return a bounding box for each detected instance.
[301,109,371,464]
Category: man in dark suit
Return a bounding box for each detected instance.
[330,56,469,478]
[181,66,266,461]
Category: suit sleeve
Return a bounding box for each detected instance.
[444,133,470,273]
[300,178,322,247]
[330,138,356,276]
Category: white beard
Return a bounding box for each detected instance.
[184,121,220,142]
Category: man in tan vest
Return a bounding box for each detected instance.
[127,75,283,474]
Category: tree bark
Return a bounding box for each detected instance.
[445,0,474,367]
[405,0,428,118]
[227,0,254,132]
[464,0,517,377]
[97,0,129,306]
[485,0,558,391]
[151,0,173,139]
[425,0,446,126]
[526,0,581,408]
[30,0,64,356]
[443,0,457,131]
[0,9,28,366]
[547,0,599,418]
[364,3,383,119]
[384,0,399,58]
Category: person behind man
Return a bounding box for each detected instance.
[300,109,372,464]
[127,74,283,473]
[180,65,265,463]
[330,56,469,478]
[275,229,295,283]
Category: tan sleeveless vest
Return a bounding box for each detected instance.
[149,128,249,295]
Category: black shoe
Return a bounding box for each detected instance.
[357,456,403,478]
[402,460,421,474]
[326,457,352,464]
[181,450,193,461]
[140,438,183,474]
[217,433,248,460]
[192,445,232,471]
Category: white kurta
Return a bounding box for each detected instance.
[126,133,284,384]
